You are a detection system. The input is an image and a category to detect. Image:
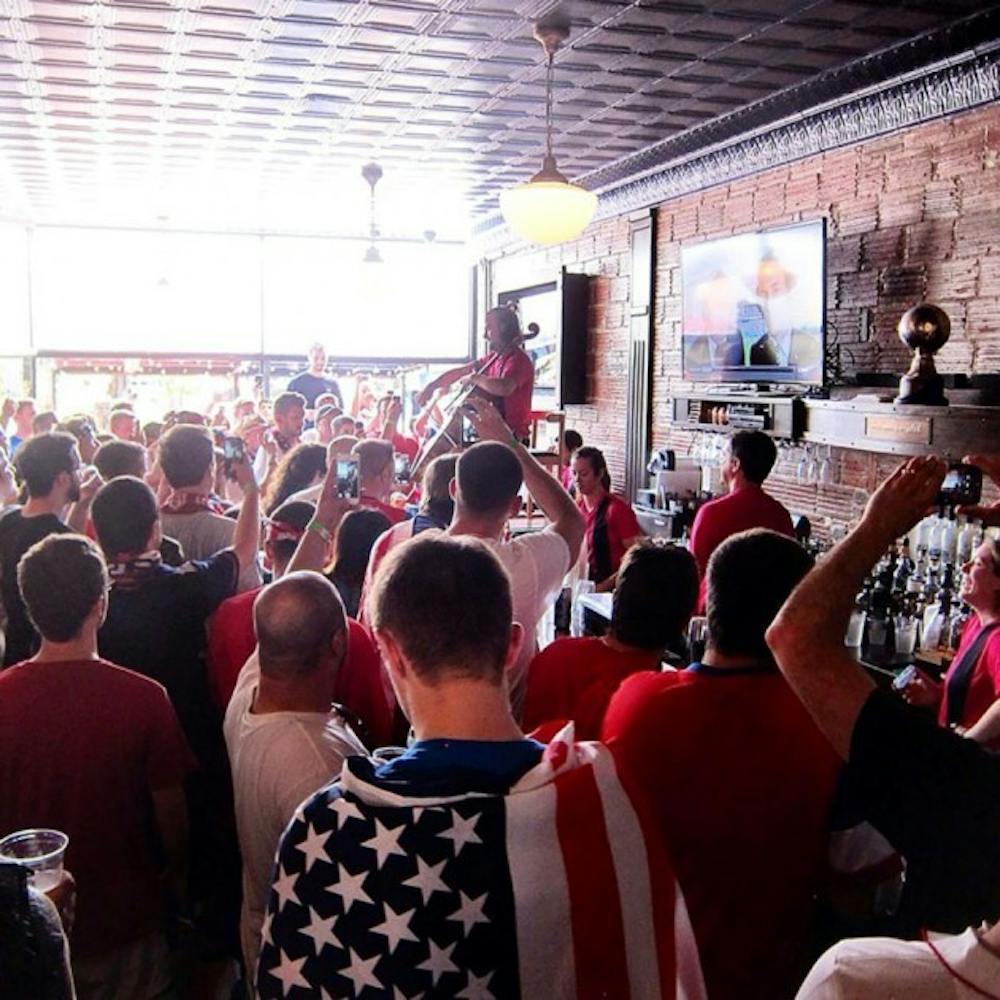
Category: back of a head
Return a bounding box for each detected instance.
[267,499,316,573]
[367,533,513,684]
[13,433,77,498]
[564,429,583,452]
[332,416,356,437]
[158,424,213,489]
[420,453,457,524]
[273,391,306,419]
[455,441,522,517]
[92,476,159,557]
[332,509,391,586]
[707,529,813,659]
[18,534,108,643]
[254,571,345,678]
[730,430,777,485]
[612,540,699,651]
[94,440,146,481]
[32,411,58,435]
[264,443,327,516]
[353,439,393,484]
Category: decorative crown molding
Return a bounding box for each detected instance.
[476,20,1000,258]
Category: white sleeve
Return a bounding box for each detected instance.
[523,527,571,606]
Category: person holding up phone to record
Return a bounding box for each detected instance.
[902,453,1000,736]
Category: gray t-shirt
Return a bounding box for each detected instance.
[223,652,368,974]
[160,509,260,592]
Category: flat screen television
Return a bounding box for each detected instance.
[681,219,825,385]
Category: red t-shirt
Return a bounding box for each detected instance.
[391,432,419,461]
[0,658,193,958]
[601,664,841,1000]
[523,636,657,741]
[939,616,1000,733]
[481,347,534,439]
[579,493,643,583]
[207,592,393,748]
[689,483,794,610]
[360,494,407,525]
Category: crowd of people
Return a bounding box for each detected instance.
[0,374,998,1000]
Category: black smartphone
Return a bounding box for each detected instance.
[937,462,982,508]
[393,454,410,483]
[335,456,360,499]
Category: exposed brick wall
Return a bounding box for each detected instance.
[490,101,1000,529]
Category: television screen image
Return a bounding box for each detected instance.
[681,220,825,384]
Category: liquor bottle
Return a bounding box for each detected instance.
[957,516,977,565]
[927,513,945,563]
[893,538,914,595]
[940,511,959,566]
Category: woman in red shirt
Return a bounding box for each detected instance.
[904,539,1000,734]
[572,446,643,592]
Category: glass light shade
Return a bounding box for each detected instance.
[500,180,598,246]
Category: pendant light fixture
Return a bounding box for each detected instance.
[499,9,597,246]
[361,161,383,263]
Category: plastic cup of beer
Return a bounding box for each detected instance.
[0,829,69,892]
[844,610,866,648]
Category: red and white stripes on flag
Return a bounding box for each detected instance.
[506,730,706,1000]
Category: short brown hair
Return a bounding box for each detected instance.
[18,534,108,642]
[94,439,146,481]
[612,540,699,650]
[158,424,214,489]
[707,529,813,659]
[367,534,512,683]
[92,476,158,557]
[13,433,78,498]
[273,391,306,418]
[455,441,522,516]
[353,439,393,483]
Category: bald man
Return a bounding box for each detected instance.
[223,571,369,975]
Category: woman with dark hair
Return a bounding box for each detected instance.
[328,509,391,618]
[904,536,1000,738]
[572,445,643,592]
[262,443,326,517]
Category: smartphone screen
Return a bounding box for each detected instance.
[393,454,410,482]
[223,436,244,464]
[336,457,360,499]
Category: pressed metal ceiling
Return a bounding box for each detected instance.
[0,0,990,236]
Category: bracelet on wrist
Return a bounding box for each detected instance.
[307,520,332,543]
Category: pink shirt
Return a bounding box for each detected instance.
[481,347,534,439]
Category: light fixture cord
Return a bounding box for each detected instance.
[545,49,555,161]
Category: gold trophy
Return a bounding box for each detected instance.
[895,303,951,406]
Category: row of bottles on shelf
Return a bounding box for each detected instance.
[850,511,988,658]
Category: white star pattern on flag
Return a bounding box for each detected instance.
[268,950,309,997]
[402,856,450,905]
[300,907,340,955]
[370,902,419,954]
[448,891,489,936]
[296,823,331,873]
[456,969,495,1000]
[329,865,373,913]
[333,797,365,827]
[337,947,383,996]
[273,866,300,912]
[437,811,482,856]
[417,939,459,986]
[361,819,407,869]
[261,908,274,946]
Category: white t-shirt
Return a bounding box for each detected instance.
[160,509,260,592]
[796,926,1000,999]
[485,527,571,720]
[223,652,369,974]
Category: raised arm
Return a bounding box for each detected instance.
[766,456,947,759]
[286,458,355,575]
[230,452,261,574]
[463,396,584,564]
[415,361,477,407]
[66,469,102,532]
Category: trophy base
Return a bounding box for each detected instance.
[895,373,949,406]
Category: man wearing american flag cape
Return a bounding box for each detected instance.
[258,533,705,999]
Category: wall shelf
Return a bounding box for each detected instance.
[670,391,804,439]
